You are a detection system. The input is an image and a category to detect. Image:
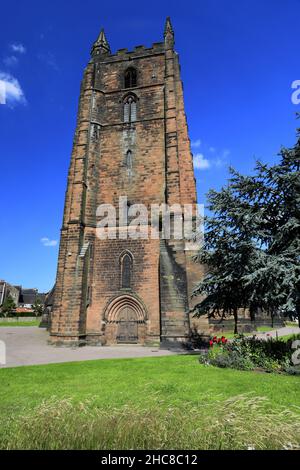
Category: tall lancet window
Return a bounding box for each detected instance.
[124,95,137,123]
[120,252,133,289]
[126,150,132,170]
[124,67,137,88]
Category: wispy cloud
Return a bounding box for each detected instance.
[191,139,202,149]
[37,52,58,71]
[10,43,26,54]
[41,237,58,247]
[0,72,26,107]
[2,43,26,69]
[3,55,18,67]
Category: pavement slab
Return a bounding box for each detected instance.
[0,327,177,368]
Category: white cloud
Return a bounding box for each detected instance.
[10,43,26,54]
[41,237,58,247]
[191,139,202,149]
[193,148,231,171]
[0,72,26,106]
[193,153,211,170]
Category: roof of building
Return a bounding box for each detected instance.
[19,288,38,305]
[45,285,55,307]
[15,307,34,313]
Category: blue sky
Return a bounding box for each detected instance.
[0,0,299,292]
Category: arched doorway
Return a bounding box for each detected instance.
[104,294,147,344]
[117,307,138,343]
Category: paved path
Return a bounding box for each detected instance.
[249,326,300,340]
[1,325,299,369]
[0,327,176,369]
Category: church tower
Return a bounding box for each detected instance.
[50,18,202,347]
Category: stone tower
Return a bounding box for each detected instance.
[50,18,202,347]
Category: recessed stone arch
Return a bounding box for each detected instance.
[105,293,147,323]
[103,294,148,344]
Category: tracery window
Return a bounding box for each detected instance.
[124,67,137,88]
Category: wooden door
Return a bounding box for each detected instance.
[117,307,138,343]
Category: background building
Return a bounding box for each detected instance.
[0,280,46,312]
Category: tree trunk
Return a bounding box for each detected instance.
[249,305,256,330]
[233,308,238,334]
[249,306,256,323]
[296,301,300,328]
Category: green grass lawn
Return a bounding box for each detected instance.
[1,355,299,413]
[216,326,280,339]
[256,326,274,332]
[285,321,299,327]
[0,320,40,327]
[1,355,299,449]
[278,333,300,342]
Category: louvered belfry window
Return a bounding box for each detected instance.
[124,96,137,123]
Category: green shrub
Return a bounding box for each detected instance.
[213,351,254,370]
[285,365,300,376]
[201,334,300,374]
[11,312,40,318]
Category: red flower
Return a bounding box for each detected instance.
[213,336,217,343]
[221,337,226,343]
[209,340,213,347]
[217,338,221,344]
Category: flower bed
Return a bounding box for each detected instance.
[200,334,300,375]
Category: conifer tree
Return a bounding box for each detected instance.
[238,120,300,325]
[193,119,300,329]
[192,186,257,334]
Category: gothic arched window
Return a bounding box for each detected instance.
[120,252,133,289]
[124,67,137,88]
[126,150,132,169]
[123,95,137,123]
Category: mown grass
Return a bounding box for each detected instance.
[285,322,299,328]
[256,326,274,333]
[214,327,274,339]
[218,325,293,339]
[279,334,300,342]
[0,320,40,327]
[1,355,300,449]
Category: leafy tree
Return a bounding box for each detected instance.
[1,295,16,317]
[31,298,44,317]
